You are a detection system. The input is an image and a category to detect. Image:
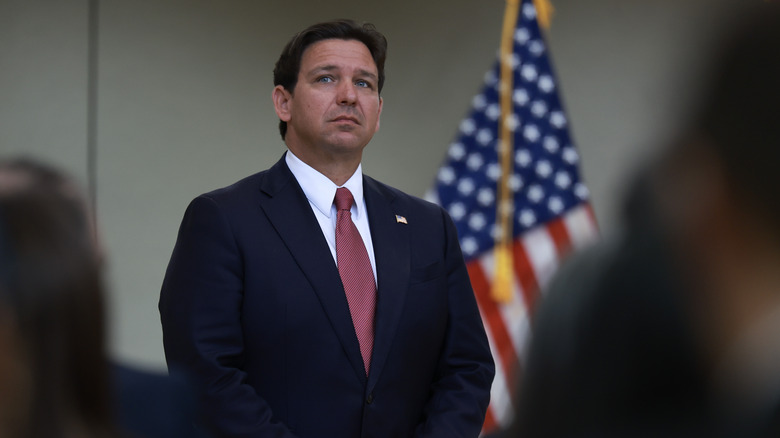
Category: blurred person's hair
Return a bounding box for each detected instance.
[0,158,115,438]
[682,5,780,241]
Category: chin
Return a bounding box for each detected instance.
[326,133,372,150]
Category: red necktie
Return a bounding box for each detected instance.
[334,187,376,375]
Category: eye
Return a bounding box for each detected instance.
[317,76,334,83]
[355,79,369,88]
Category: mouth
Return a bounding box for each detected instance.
[331,115,360,125]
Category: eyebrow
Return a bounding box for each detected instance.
[308,65,378,82]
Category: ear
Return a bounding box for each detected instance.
[374,96,383,132]
[272,85,292,122]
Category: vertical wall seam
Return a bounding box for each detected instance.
[87,0,99,219]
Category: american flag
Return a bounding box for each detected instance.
[426,0,598,433]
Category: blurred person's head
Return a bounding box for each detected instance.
[507,6,780,438]
[650,4,780,418]
[0,158,114,438]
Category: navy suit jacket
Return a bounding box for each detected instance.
[159,155,494,438]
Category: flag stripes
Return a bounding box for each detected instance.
[473,203,597,433]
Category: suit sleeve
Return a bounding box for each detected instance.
[159,195,298,438]
[413,209,496,438]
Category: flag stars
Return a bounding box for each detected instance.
[448,142,466,160]
[563,147,579,165]
[518,209,536,228]
[485,103,501,121]
[555,171,572,189]
[435,7,591,255]
[523,3,537,20]
[457,178,476,196]
[515,149,532,167]
[535,160,553,179]
[548,196,564,214]
[515,28,530,45]
[527,184,545,203]
[521,64,538,83]
[476,128,494,146]
[543,136,560,154]
[448,202,466,221]
[575,183,590,200]
[550,111,567,129]
[538,75,555,93]
[460,118,477,135]
[461,236,479,256]
[477,188,495,206]
[472,94,488,111]
[438,166,456,185]
[486,162,501,181]
[468,213,488,231]
[529,40,545,57]
[466,153,484,171]
[531,100,548,119]
[513,88,530,107]
[484,69,498,87]
[447,142,466,161]
[524,124,541,143]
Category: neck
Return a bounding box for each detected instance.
[286,146,362,186]
[314,161,360,186]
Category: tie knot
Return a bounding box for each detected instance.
[334,187,355,212]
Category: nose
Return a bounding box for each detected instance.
[337,80,357,105]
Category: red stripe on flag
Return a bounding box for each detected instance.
[547,217,573,258]
[483,404,498,434]
[467,261,518,390]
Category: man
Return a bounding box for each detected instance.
[159,19,494,438]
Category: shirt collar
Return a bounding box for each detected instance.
[285,150,365,219]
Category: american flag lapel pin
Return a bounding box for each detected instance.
[395,214,407,224]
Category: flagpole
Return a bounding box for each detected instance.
[492,0,521,303]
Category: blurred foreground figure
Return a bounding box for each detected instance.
[510,5,780,438]
[0,159,202,438]
[0,159,116,438]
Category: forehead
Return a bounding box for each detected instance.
[299,39,377,74]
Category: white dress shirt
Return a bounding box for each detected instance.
[285,150,377,282]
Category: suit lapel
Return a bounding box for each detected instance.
[257,156,367,381]
[363,176,410,388]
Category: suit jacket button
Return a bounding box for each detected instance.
[366,393,374,404]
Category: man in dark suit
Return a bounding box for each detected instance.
[159,19,494,438]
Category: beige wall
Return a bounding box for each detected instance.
[1,0,737,369]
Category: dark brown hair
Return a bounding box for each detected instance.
[687,5,780,240]
[0,158,116,438]
[273,19,388,139]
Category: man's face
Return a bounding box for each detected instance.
[274,39,383,161]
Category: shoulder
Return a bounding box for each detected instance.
[199,171,264,202]
[194,156,293,207]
